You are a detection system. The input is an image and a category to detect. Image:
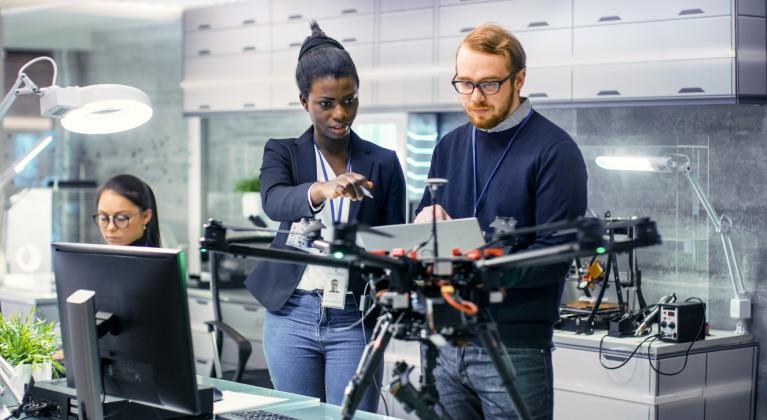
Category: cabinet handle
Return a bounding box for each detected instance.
[197,49,211,56]
[195,358,209,364]
[198,104,211,110]
[242,19,255,25]
[528,92,549,98]
[527,21,549,28]
[597,90,621,96]
[242,46,256,52]
[679,8,704,16]
[598,15,621,22]
[602,353,628,362]
[288,14,303,20]
[460,27,476,33]
[198,24,211,30]
[288,101,301,106]
[678,87,705,94]
[289,42,302,47]
[243,305,260,312]
[341,8,358,15]
[194,298,208,305]
[243,103,256,108]
[342,37,358,43]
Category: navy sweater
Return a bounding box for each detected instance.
[417,111,588,348]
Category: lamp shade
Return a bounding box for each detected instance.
[595,155,674,173]
[44,84,153,134]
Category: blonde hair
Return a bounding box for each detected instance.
[461,23,526,74]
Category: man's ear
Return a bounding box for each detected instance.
[299,95,309,111]
[514,68,526,93]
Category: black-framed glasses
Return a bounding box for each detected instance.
[451,73,514,95]
[93,213,138,229]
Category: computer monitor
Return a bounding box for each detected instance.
[52,242,200,416]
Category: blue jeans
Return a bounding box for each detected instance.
[430,344,553,420]
[262,290,382,412]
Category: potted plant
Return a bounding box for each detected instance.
[0,309,63,395]
[234,175,261,219]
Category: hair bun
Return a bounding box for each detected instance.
[298,19,344,61]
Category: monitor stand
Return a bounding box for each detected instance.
[27,378,214,420]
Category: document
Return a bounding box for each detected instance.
[214,390,287,414]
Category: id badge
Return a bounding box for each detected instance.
[322,268,349,309]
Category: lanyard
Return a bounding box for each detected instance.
[471,110,534,216]
[315,143,351,224]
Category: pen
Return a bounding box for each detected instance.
[360,186,374,199]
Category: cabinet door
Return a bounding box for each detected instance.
[573,16,732,64]
[553,346,651,397]
[185,52,272,81]
[439,0,572,36]
[380,9,435,42]
[572,58,733,100]
[272,15,375,50]
[184,83,271,113]
[184,0,271,31]
[522,66,572,102]
[272,0,374,23]
[573,0,730,26]
[377,40,435,106]
[220,302,265,342]
[516,28,571,67]
[187,296,214,332]
[382,0,435,12]
[185,25,271,57]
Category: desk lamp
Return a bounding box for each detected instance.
[595,154,751,334]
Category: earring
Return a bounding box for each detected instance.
[143,225,147,230]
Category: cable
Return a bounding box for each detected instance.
[645,297,706,376]
[17,56,58,87]
[599,333,658,370]
[358,284,388,417]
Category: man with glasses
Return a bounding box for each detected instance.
[413,23,587,419]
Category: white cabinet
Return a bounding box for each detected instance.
[573,58,733,100]
[522,66,572,102]
[184,0,271,31]
[271,0,374,23]
[377,40,435,106]
[184,83,271,113]
[185,52,271,80]
[439,0,572,37]
[185,25,271,57]
[573,0,731,26]
[271,14,375,50]
[382,0,435,12]
[380,8,435,42]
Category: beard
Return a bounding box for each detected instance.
[465,91,517,130]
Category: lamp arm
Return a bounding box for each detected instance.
[680,167,748,299]
[0,73,44,121]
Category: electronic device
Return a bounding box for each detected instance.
[356,217,485,258]
[659,301,706,343]
[216,409,299,420]
[52,242,212,417]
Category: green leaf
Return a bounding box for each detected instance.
[0,307,64,375]
[233,176,260,193]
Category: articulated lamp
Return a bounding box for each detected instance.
[0,56,153,135]
[595,154,751,334]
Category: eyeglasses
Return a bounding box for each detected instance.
[93,213,138,229]
[451,73,514,95]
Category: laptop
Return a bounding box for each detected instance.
[357,218,486,258]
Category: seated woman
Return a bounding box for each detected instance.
[93,174,161,247]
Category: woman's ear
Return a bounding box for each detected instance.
[142,208,153,227]
[299,95,309,111]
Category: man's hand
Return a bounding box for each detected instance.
[414,204,452,224]
[310,172,373,205]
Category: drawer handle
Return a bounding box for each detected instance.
[598,15,621,22]
[288,14,303,20]
[528,92,549,98]
[602,353,628,362]
[243,103,256,108]
[679,8,704,16]
[460,27,476,33]
[243,46,256,52]
[342,37,358,43]
[195,358,209,364]
[341,8,358,15]
[198,24,211,30]
[288,101,301,106]
[597,90,621,96]
[289,42,302,47]
[194,298,208,304]
[242,19,255,25]
[197,49,211,56]
[198,104,211,110]
[678,87,705,94]
[243,306,260,312]
[527,21,549,28]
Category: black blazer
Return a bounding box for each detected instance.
[244,127,406,312]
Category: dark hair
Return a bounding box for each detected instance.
[97,174,161,247]
[295,20,359,98]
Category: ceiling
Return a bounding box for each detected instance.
[0,0,245,50]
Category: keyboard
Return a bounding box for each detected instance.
[216,409,299,420]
